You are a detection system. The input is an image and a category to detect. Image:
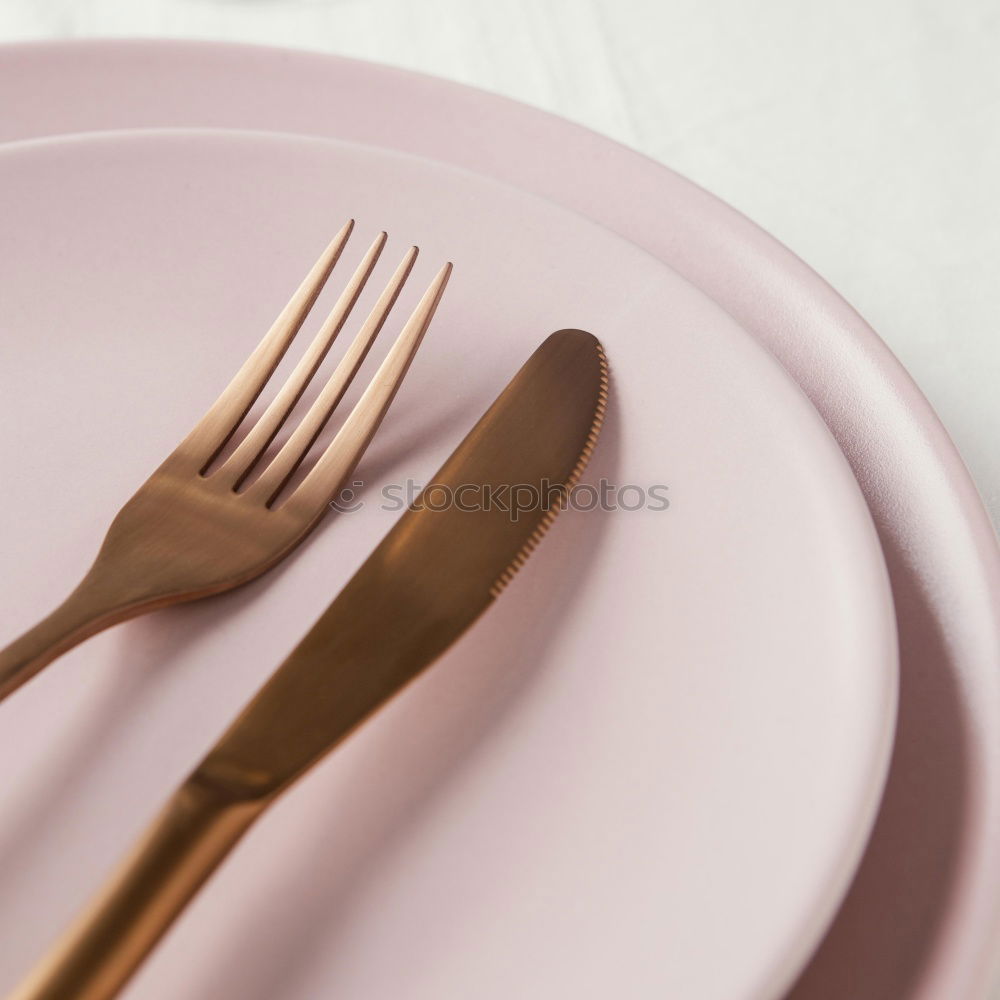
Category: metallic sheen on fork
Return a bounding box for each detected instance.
[0,221,452,701]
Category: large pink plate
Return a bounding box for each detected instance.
[0,39,998,1000]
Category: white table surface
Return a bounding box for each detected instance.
[1,0,997,528]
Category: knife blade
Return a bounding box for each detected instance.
[12,328,608,1000]
[202,326,609,799]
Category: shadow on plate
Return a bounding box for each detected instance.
[786,542,970,999]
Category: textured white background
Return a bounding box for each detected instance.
[1,0,998,523]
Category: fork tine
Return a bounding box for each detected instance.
[281,261,453,515]
[180,220,354,470]
[216,231,388,488]
[245,247,419,504]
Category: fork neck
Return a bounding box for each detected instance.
[0,563,147,702]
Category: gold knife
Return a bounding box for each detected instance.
[10,328,609,1000]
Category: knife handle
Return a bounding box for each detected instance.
[9,776,266,1000]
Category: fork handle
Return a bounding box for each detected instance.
[0,569,140,702]
[9,776,266,1000]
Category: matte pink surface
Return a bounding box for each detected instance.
[0,131,894,1000]
[0,39,997,1000]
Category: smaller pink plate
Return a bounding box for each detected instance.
[0,130,895,1000]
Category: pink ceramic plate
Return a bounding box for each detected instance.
[0,40,997,1000]
[0,130,894,1000]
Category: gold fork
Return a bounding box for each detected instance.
[0,220,452,702]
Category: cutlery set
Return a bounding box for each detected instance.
[0,224,608,999]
